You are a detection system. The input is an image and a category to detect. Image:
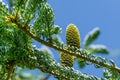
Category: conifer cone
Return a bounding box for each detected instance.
[66,24,80,48]
[60,24,80,67]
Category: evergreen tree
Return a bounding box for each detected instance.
[0,0,120,80]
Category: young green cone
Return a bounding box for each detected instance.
[60,24,80,67]
[66,24,80,48]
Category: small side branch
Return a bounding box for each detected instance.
[6,61,16,80]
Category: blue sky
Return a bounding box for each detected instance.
[48,0,120,49]
[47,0,120,79]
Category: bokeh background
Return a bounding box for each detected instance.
[2,0,120,79]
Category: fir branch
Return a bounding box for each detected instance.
[0,8,9,16]
[23,48,100,79]
[15,22,120,74]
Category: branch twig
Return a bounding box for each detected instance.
[6,61,16,80]
[15,22,120,73]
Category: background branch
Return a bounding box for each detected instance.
[22,48,100,79]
